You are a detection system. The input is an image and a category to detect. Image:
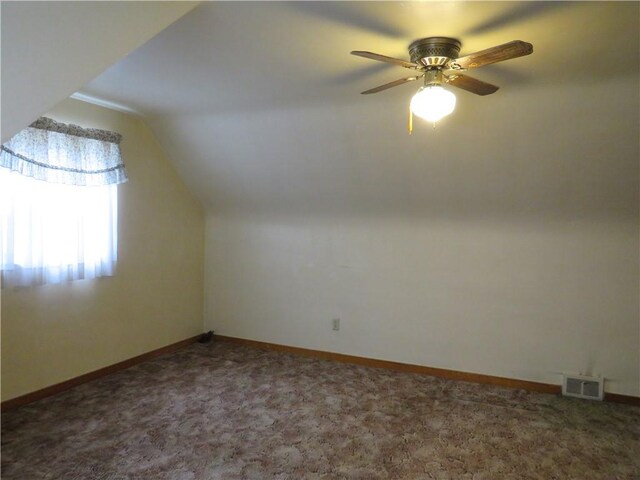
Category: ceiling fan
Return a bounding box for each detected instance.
[351,37,533,126]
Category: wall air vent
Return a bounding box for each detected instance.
[562,374,604,401]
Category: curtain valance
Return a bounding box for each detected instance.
[0,117,127,186]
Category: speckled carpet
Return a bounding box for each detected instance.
[2,341,639,479]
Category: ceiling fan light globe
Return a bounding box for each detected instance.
[410,86,456,123]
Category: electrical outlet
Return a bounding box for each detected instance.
[332,318,340,331]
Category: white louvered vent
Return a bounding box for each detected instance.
[562,374,604,401]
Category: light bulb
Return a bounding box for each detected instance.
[410,85,456,123]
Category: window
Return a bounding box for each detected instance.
[0,117,126,288]
[0,169,118,286]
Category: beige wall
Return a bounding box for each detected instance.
[1,99,204,401]
[205,214,639,397]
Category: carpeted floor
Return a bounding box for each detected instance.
[2,342,639,479]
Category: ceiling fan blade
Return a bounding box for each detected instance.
[445,74,499,96]
[451,40,533,70]
[351,51,419,70]
[361,75,423,94]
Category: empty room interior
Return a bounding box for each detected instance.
[1,1,639,478]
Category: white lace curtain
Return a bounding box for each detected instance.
[0,117,127,186]
[0,117,126,288]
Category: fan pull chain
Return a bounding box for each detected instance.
[408,107,413,135]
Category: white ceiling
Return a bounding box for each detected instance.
[80,1,639,218]
[1,1,199,142]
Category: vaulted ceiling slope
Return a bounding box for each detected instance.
[1,1,199,143]
[80,2,638,218]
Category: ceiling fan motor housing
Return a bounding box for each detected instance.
[409,37,461,67]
